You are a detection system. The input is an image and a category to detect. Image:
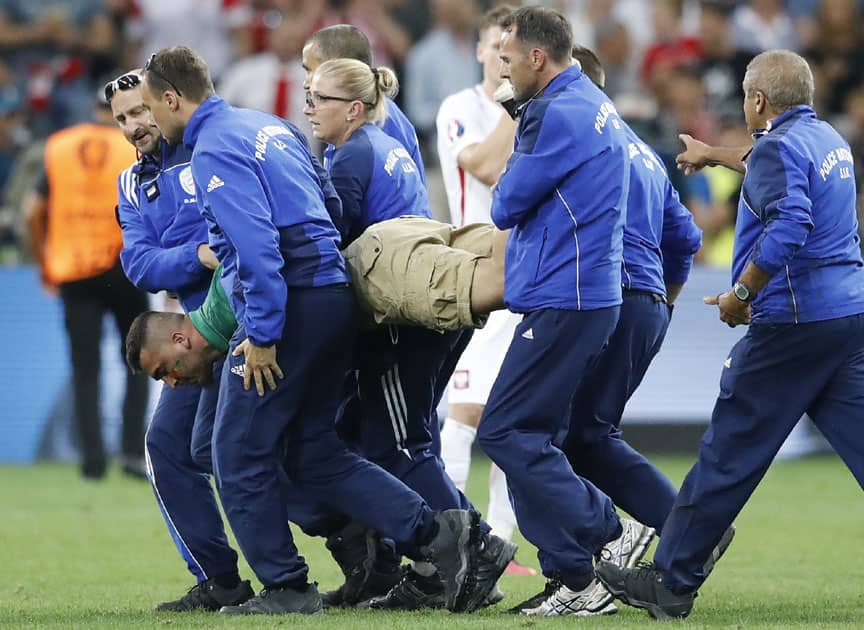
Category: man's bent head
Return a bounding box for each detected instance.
[126,311,217,387]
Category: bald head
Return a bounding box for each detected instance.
[743,50,814,114]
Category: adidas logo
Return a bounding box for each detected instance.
[206,175,224,192]
[230,364,245,378]
[522,328,534,340]
[723,357,732,368]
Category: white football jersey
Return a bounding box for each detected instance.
[435,85,505,226]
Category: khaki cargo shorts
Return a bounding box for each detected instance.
[342,216,493,331]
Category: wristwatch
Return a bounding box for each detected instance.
[732,281,756,303]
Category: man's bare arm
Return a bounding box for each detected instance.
[676,133,750,176]
[457,114,518,187]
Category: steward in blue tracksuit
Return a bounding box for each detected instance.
[323,98,426,185]
[116,141,247,601]
[183,95,464,596]
[328,122,473,517]
[650,104,864,594]
[476,64,632,589]
[564,124,702,536]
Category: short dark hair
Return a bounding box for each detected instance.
[125,312,153,373]
[125,311,184,373]
[308,25,373,67]
[143,46,214,103]
[571,46,605,89]
[478,5,513,35]
[500,6,573,64]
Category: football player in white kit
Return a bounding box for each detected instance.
[435,5,534,576]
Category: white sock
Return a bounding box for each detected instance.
[487,462,517,542]
[412,560,437,577]
[439,419,476,492]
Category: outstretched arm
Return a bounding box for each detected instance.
[676,133,750,175]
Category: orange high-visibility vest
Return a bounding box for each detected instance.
[42,123,136,284]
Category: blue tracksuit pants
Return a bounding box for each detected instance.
[563,291,678,534]
[144,370,238,583]
[478,307,622,585]
[656,313,864,593]
[211,285,436,586]
[354,325,471,511]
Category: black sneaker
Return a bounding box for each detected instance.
[366,569,445,610]
[219,583,323,615]
[459,532,517,613]
[508,579,561,614]
[155,578,254,612]
[595,561,695,620]
[321,523,401,608]
[418,509,480,612]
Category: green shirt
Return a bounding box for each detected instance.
[189,267,238,353]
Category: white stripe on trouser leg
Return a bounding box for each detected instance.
[381,370,407,453]
[144,421,209,581]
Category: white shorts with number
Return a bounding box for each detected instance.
[448,309,522,405]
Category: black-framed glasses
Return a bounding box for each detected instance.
[304,91,354,109]
[145,53,183,97]
[104,72,141,103]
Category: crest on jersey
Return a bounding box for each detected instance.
[179,166,196,195]
[447,119,465,143]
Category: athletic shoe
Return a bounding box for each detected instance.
[598,518,655,570]
[594,523,736,621]
[321,522,400,608]
[366,568,506,611]
[521,579,617,617]
[594,561,694,620]
[417,509,480,612]
[219,583,322,615]
[459,531,517,613]
[155,578,254,612]
[504,559,538,576]
[366,569,445,610]
[508,579,561,614]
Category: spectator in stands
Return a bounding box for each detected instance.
[640,0,702,94]
[594,17,638,101]
[405,0,480,143]
[0,0,118,137]
[697,0,751,124]
[124,0,252,82]
[731,0,798,54]
[804,0,864,116]
[23,92,149,480]
[219,18,310,134]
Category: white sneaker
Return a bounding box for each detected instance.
[521,579,617,617]
[599,518,655,569]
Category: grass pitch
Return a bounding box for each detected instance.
[1,455,862,628]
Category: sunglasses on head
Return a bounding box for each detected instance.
[104,72,141,103]
[144,53,183,97]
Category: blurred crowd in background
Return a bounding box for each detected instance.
[2,0,864,269]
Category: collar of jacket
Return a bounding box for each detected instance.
[183,95,228,150]
[132,147,162,181]
[764,104,816,134]
[515,64,585,116]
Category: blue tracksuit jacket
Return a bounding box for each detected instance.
[117,141,210,312]
[184,96,348,346]
[733,105,864,324]
[492,65,631,312]
[324,98,425,185]
[328,123,429,244]
[621,125,702,295]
